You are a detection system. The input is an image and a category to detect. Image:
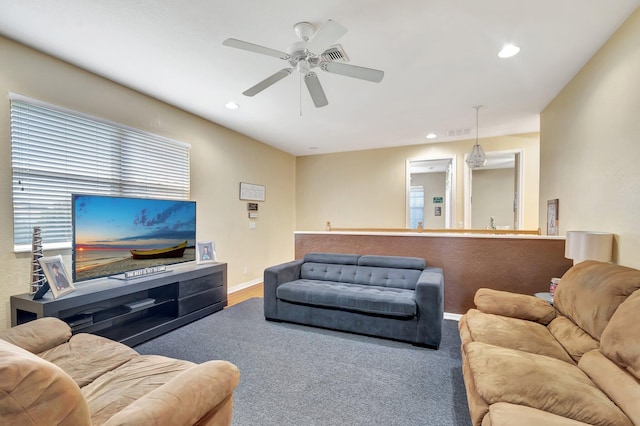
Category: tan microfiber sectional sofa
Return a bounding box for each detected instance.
[0,317,240,425]
[459,260,640,426]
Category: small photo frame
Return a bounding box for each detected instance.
[39,255,75,299]
[196,241,216,264]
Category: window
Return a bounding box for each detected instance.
[409,185,424,229]
[10,95,191,251]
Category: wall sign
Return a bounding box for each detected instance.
[240,182,265,201]
[433,196,443,204]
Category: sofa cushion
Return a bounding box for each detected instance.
[463,309,574,363]
[554,261,640,340]
[599,289,640,381]
[357,255,425,270]
[276,279,417,317]
[547,316,599,363]
[303,252,360,265]
[0,338,91,425]
[39,333,139,387]
[465,341,632,426]
[579,349,640,425]
[82,355,194,425]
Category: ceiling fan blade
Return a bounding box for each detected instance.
[304,72,328,108]
[223,38,291,60]
[306,19,347,55]
[321,61,384,83]
[243,68,293,97]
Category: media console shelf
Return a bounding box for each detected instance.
[10,262,227,346]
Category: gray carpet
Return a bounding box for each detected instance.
[136,298,471,426]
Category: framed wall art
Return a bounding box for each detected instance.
[547,199,559,236]
[239,182,265,201]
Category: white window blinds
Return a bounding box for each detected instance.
[10,95,191,251]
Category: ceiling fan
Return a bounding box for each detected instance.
[223,19,384,108]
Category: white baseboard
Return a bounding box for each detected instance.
[228,278,262,293]
[444,312,462,321]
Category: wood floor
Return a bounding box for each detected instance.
[227,283,263,307]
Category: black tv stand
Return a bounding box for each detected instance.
[10,262,227,346]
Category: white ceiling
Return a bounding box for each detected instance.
[1,1,638,156]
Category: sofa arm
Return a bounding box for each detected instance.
[102,360,240,426]
[0,317,71,354]
[263,259,304,319]
[415,267,444,348]
[474,288,556,324]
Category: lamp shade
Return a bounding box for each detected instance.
[565,231,613,264]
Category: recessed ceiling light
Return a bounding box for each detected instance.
[225,101,239,110]
[426,133,437,139]
[498,44,520,58]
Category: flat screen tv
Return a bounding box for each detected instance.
[72,194,196,282]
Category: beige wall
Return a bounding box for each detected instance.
[0,36,296,329]
[296,133,539,231]
[540,7,640,268]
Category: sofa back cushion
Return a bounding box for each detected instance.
[301,262,358,283]
[0,338,91,425]
[352,266,423,289]
[301,254,425,290]
[303,252,360,265]
[357,255,425,270]
[554,261,640,340]
[599,289,640,381]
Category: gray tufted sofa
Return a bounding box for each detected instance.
[263,253,444,348]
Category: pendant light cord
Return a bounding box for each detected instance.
[474,105,482,146]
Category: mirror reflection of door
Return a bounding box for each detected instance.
[407,157,455,229]
[465,150,523,230]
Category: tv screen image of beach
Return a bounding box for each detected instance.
[72,194,196,282]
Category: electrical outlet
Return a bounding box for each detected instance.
[243,267,248,275]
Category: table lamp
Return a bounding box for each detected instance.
[565,231,613,265]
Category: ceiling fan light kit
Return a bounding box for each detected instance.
[223,19,384,108]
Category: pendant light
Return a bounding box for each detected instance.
[466,105,487,169]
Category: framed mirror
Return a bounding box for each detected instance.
[406,157,456,229]
[464,149,523,230]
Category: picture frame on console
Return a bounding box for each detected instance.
[197,241,216,264]
[39,255,75,299]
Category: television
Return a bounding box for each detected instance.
[72,194,196,282]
